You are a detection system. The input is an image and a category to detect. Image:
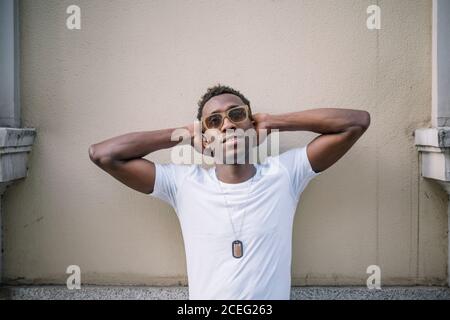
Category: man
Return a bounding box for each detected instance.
[89,84,370,299]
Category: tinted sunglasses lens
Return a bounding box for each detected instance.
[205,114,223,129]
[228,107,247,122]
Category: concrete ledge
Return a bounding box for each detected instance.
[1,286,450,300]
[415,127,450,181]
[415,127,450,148]
[0,127,36,148]
[0,127,36,184]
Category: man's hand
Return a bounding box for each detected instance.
[186,121,214,156]
[252,112,272,145]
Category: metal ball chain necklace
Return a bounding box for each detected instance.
[215,166,257,259]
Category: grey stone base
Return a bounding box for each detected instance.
[1,286,450,300]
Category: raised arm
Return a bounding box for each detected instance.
[257,108,370,173]
[88,125,194,194]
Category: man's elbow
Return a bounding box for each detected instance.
[345,111,370,138]
[356,110,371,131]
[360,111,370,131]
[89,144,115,167]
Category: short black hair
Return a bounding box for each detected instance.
[197,83,251,121]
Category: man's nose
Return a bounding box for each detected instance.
[221,117,236,132]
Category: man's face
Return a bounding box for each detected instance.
[201,94,255,163]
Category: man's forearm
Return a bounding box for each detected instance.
[89,126,190,163]
[264,108,370,134]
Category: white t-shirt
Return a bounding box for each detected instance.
[150,145,321,300]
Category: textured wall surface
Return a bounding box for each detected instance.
[3,0,447,286]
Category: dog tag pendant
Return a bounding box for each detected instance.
[232,240,243,258]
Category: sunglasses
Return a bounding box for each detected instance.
[202,105,251,130]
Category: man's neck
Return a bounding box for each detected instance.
[215,163,256,184]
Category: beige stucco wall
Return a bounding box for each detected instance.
[2,0,447,286]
